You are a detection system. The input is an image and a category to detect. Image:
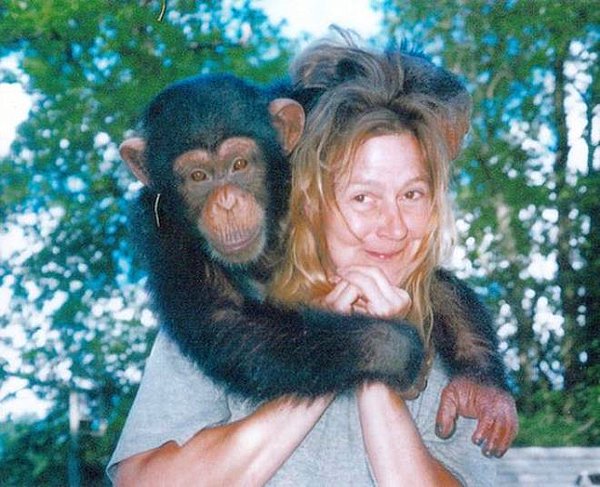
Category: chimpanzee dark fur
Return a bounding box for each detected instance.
[127,74,425,403]
[431,269,508,390]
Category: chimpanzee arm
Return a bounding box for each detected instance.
[431,269,509,390]
[132,190,424,403]
[170,300,423,402]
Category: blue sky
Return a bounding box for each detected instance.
[258,0,381,38]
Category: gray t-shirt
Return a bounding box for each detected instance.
[108,330,497,486]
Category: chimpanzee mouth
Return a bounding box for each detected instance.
[218,227,263,255]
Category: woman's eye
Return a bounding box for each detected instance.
[404,190,423,200]
[191,170,208,182]
[232,158,248,171]
[353,194,367,203]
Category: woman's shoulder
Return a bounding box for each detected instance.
[140,329,230,399]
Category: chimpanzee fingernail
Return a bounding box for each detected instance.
[436,423,451,438]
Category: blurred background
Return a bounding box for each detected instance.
[0,0,598,485]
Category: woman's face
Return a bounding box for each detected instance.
[323,133,432,287]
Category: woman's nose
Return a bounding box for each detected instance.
[377,202,408,241]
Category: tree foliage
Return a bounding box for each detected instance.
[377,0,599,444]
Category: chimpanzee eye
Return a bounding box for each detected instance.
[232,158,249,172]
[190,170,208,182]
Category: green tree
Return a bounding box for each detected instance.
[0,1,292,484]
[377,0,599,444]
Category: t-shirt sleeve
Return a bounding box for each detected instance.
[106,329,232,482]
[409,360,498,487]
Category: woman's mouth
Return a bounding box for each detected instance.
[364,249,403,261]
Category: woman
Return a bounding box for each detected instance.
[109,38,497,486]
[269,45,479,484]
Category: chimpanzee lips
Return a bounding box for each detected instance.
[217,226,262,255]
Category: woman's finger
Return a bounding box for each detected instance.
[339,265,396,301]
[339,268,410,318]
[322,280,361,314]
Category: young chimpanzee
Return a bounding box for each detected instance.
[121,73,425,402]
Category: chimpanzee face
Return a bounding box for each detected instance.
[173,137,269,264]
[119,74,305,266]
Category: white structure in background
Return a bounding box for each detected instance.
[497,447,600,486]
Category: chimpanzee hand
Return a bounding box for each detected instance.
[435,377,518,458]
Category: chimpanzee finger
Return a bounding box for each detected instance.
[472,415,496,449]
[435,385,459,439]
[492,437,511,458]
[483,397,519,457]
[489,413,517,458]
[483,418,509,457]
[479,424,499,457]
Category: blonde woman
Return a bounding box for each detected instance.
[268,63,483,485]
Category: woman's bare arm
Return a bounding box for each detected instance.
[115,394,333,487]
[326,266,459,485]
[358,383,460,487]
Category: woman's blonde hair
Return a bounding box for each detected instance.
[270,34,459,349]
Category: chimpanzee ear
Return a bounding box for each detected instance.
[268,98,305,155]
[119,137,151,186]
[440,92,472,160]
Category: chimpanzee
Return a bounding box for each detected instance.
[120,54,517,455]
[121,73,425,401]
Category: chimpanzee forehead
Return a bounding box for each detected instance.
[173,137,259,172]
[145,74,275,153]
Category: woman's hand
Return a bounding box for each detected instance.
[334,265,412,319]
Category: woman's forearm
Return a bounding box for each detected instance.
[357,383,460,487]
[115,394,333,487]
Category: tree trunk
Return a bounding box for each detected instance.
[552,48,582,390]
